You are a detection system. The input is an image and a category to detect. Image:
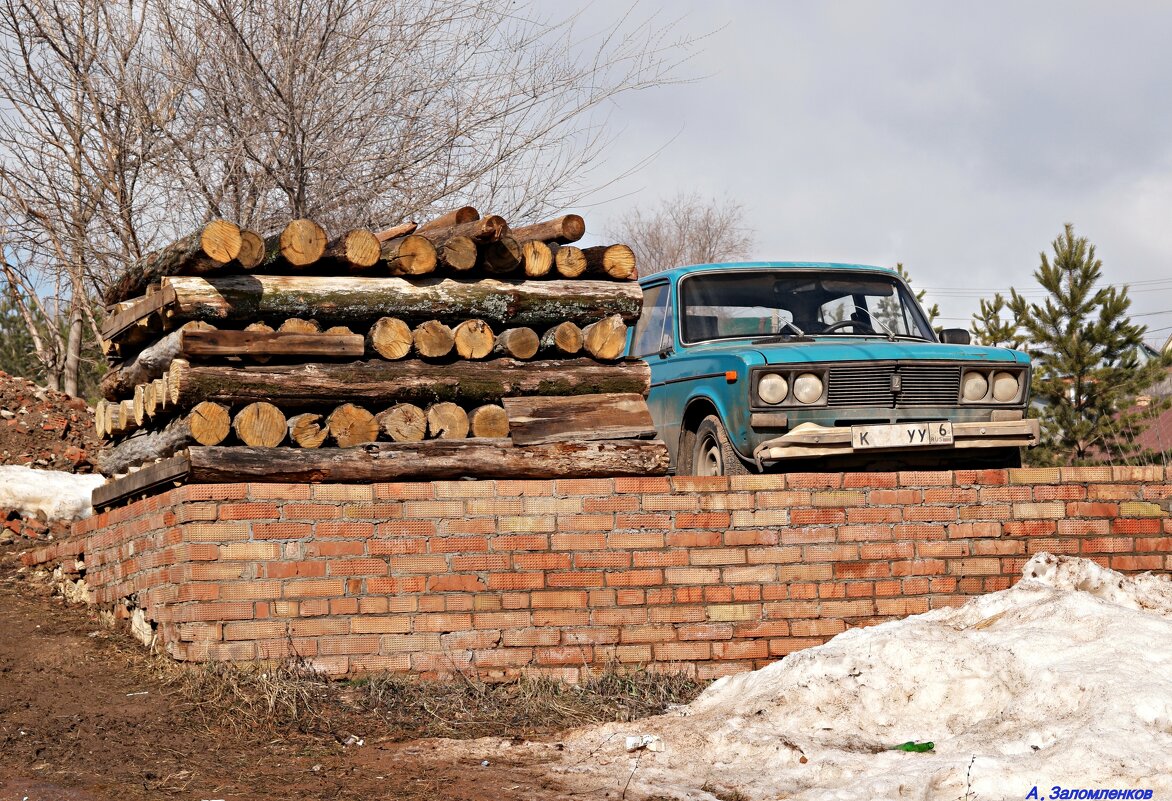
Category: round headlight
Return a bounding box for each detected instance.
[792,373,824,404]
[991,371,1020,402]
[962,371,989,402]
[758,373,788,405]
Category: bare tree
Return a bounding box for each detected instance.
[608,192,755,276]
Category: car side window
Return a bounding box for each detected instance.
[631,283,673,357]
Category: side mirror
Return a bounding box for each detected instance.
[938,328,971,345]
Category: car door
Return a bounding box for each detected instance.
[628,281,679,462]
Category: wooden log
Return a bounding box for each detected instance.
[94,401,107,439]
[551,244,587,278]
[324,229,381,268]
[287,413,329,448]
[468,404,509,438]
[540,321,583,356]
[100,321,215,401]
[430,234,477,272]
[415,207,479,233]
[100,285,177,344]
[167,357,651,410]
[232,401,287,447]
[143,381,158,418]
[426,402,469,439]
[327,403,380,447]
[235,230,265,270]
[153,378,168,412]
[521,240,553,278]
[478,235,522,274]
[102,400,233,474]
[582,244,637,280]
[502,393,655,446]
[493,327,539,360]
[180,329,366,360]
[133,385,147,426]
[582,314,629,360]
[324,325,354,335]
[244,321,274,364]
[92,454,190,510]
[264,218,327,268]
[509,214,585,245]
[367,317,414,360]
[277,317,321,333]
[422,215,506,243]
[377,403,427,443]
[102,220,241,304]
[374,221,418,242]
[452,319,494,360]
[183,439,671,482]
[381,234,438,276]
[412,320,455,359]
[164,275,643,329]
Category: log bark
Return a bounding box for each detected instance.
[452,319,494,359]
[264,219,328,268]
[324,229,381,268]
[232,401,287,447]
[277,317,321,333]
[430,234,477,272]
[235,230,265,270]
[540,321,583,356]
[97,401,231,475]
[415,207,479,233]
[184,439,671,481]
[244,321,274,364]
[582,244,637,280]
[509,214,585,245]
[426,402,469,439]
[551,244,587,278]
[381,234,437,276]
[102,220,242,304]
[502,393,655,446]
[180,329,365,360]
[367,317,413,360]
[374,221,418,242]
[521,240,553,278]
[288,413,329,448]
[421,215,506,243]
[377,403,426,442]
[493,327,539,360]
[327,403,379,447]
[164,274,643,329]
[468,404,509,438]
[582,314,629,360]
[478,235,522,274]
[167,357,651,410]
[100,321,214,401]
[413,320,455,358]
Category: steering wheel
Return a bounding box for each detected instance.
[822,319,875,334]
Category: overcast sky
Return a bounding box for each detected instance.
[570,0,1172,347]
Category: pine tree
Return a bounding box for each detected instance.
[892,263,939,326]
[1008,223,1169,465]
[970,293,1025,348]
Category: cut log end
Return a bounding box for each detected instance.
[277,318,321,334]
[383,234,438,276]
[541,321,584,355]
[233,401,287,447]
[280,219,328,266]
[413,320,455,359]
[521,240,553,278]
[469,404,509,439]
[494,327,540,360]
[378,403,427,443]
[288,413,329,448]
[436,235,477,272]
[583,243,638,280]
[369,317,413,360]
[327,229,381,268]
[236,230,265,269]
[327,403,379,448]
[453,319,495,360]
[553,244,587,278]
[427,402,469,439]
[582,314,629,361]
[479,236,522,274]
[190,401,231,445]
[199,219,243,264]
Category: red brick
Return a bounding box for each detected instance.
[1110,555,1163,571]
[282,503,341,520]
[247,483,313,500]
[546,571,605,588]
[428,575,487,593]
[487,573,544,590]
[307,541,365,557]
[329,559,387,576]
[491,535,549,551]
[613,477,671,493]
[375,520,437,537]
[253,522,312,540]
[551,533,607,550]
[283,579,345,597]
[316,521,374,539]
[531,590,588,608]
[368,537,427,555]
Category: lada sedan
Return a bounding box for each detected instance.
[626,262,1039,476]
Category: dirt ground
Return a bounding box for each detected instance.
[0,541,596,801]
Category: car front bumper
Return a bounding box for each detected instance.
[752,418,1041,466]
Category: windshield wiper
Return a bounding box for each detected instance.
[753,320,813,344]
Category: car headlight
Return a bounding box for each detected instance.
[991,371,1020,402]
[792,372,824,404]
[758,373,789,405]
[962,371,989,402]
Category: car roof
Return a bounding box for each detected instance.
[638,261,901,286]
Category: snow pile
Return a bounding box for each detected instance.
[0,466,105,520]
[552,554,1172,800]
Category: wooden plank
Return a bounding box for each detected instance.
[502,393,657,446]
[100,285,177,342]
[180,329,366,359]
[91,453,191,509]
[185,439,669,482]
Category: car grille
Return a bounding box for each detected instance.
[825,364,961,408]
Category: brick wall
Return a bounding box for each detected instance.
[24,467,1172,680]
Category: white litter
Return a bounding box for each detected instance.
[553,554,1172,800]
[624,734,665,753]
[0,466,104,520]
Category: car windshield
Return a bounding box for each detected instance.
[679,270,936,343]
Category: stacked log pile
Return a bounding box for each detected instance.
[94,210,666,508]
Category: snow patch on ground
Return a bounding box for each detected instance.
[550,554,1172,800]
[0,466,105,520]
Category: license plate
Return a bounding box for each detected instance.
[851,421,954,450]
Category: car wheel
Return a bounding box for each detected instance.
[691,415,749,476]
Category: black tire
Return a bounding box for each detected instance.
[690,415,749,476]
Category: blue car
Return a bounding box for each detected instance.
[626,262,1039,476]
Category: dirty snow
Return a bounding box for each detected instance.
[0,465,104,520]
[544,554,1172,800]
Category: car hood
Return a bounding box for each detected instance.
[684,337,1030,366]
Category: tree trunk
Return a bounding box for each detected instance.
[415,207,479,233]
[327,403,379,447]
[381,234,437,276]
[521,240,553,278]
[582,314,629,360]
[232,401,287,447]
[426,401,469,439]
[102,220,242,304]
[368,317,413,360]
[469,404,509,438]
[324,229,380,268]
[288,413,329,448]
[167,357,651,410]
[582,244,637,280]
[413,320,455,358]
[551,243,587,278]
[97,401,231,475]
[377,403,427,442]
[502,393,655,446]
[183,439,671,482]
[493,327,539,360]
[236,230,265,269]
[264,218,328,268]
[452,319,494,359]
[509,214,585,244]
[165,274,644,329]
[540,321,584,355]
